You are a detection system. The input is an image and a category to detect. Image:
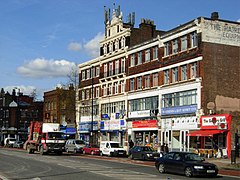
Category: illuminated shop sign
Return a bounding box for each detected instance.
[161,105,197,115]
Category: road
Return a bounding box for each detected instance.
[0,148,238,180]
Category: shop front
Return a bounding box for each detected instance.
[131,119,158,149]
[187,114,232,158]
[79,121,98,144]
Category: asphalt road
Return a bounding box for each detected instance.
[0,148,238,180]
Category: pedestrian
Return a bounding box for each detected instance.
[129,140,134,149]
[160,143,165,152]
[164,144,169,153]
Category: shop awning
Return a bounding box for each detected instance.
[187,129,227,137]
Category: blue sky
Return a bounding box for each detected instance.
[0,0,239,100]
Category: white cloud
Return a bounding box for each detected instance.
[4,85,36,96]
[68,42,82,51]
[17,58,76,78]
[237,18,240,22]
[83,32,104,58]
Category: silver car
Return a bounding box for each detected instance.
[65,139,85,153]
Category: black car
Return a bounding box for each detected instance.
[129,145,160,160]
[155,152,218,177]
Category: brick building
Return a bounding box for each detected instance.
[0,88,43,142]
[77,6,240,157]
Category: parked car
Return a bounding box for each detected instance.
[83,144,100,155]
[65,139,85,154]
[100,141,127,157]
[13,141,24,148]
[4,137,16,147]
[129,145,160,160]
[155,152,218,177]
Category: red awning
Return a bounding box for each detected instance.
[187,129,226,137]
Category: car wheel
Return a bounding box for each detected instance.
[39,146,45,155]
[142,155,146,161]
[158,163,165,173]
[66,148,69,153]
[27,145,32,154]
[83,150,86,155]
[90,151,94,155]
[100,151,103,156]
[74,149,77,154]
[185,167,193,177]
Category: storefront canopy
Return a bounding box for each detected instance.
[187,129,226,137]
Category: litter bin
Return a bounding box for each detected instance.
[231,150,236,164]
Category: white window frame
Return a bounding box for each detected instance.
[145,49,150,62]
[172,67,178,83]
[115,60,119,74]
[153,73,158,86]
[130,78,135,91]
[190,62,197,78]
[114,82,118,94]
[153,47,158,59]
[96,87,99,98]
[130,54,135,67]
[104,64,108,77]
[108,84,112,95]
[96,67,100,77]
[137,52,142,65]
[144,75,150,89]
[181,65,187,81]
[82,91,85,100]
[172,39,178,54]
[191,32,198,48]
[82,71,85,80]
[121,81,125,93]
[181,36,187,51]
[103,85,107,96]
[86,89,89,99]
[164,70,169,84]
[109,62,113,76]
[164,42,170,56]
[87,69,90,79]
[121,58,125,73]
[137,77,142,90]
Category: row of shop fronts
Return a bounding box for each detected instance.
[78,111,232,158]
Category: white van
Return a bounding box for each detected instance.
[100,141,127,157]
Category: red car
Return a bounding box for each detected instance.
[83,144,100,155]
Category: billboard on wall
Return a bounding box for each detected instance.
[161,105,197,116]
[132,120,157,129]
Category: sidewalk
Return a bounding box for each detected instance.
[206,157,240,177]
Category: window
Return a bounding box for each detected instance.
[130,78,135,91]
[91,67,95,78]
[162,89,197,108]
[164,42,170,56]
[190,62,197,78]
[121,58,125,73]
[108,84,112,95]
[109,62,113,76]
[96,87,99,98]
[145,49,150,62]
[87,69,90,79]
[114,82,118,94]
[104,44,107,54]
[104,64,108,77]
[120,81,125,93]
[164,70,169,84]
[86,89,89,99]
[137,52,142,65]
[130,54,135,67]
[172,39,178,54]
[82,71,85,80]
[90,88,94,98]
[96,67,100,76]
[181,65,187,81]
[109,42,113,52]
[103,85,107,96]
[172,67,178,83]
[191,32,198,48]
[153,47,158,59]
[115,60,119,74]
[181,36,187,51]
[153,73,158,86]
[137,77,142,90]
[144,75,150,88]
[115,40,119,50]
[129,96,158,112]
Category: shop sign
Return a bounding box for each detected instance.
[161,105,197,116]
[132,120,157,128]
[79,121,98,132]
[161,117,198,130]
[109,120,120,130]
[101,114,110,120]
[128,110,150,118]
[201,116,227,129]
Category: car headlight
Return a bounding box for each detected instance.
[146,154,150,157]
[194,166,204,169]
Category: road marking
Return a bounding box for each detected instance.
[0,174,9,180]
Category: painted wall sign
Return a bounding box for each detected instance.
[128,110,150,118]
[201,18,240,47]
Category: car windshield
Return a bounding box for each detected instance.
[142,147,154,151]
[76,140,85,144]
[184,153,203,161]
[110,143,121,148]
[48,132,65,139]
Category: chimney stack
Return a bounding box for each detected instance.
[211,12,219,20]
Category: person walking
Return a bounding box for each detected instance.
[129,140,134,149]
[164,144,169,153]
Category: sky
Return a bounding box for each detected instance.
[0,0,239,100]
